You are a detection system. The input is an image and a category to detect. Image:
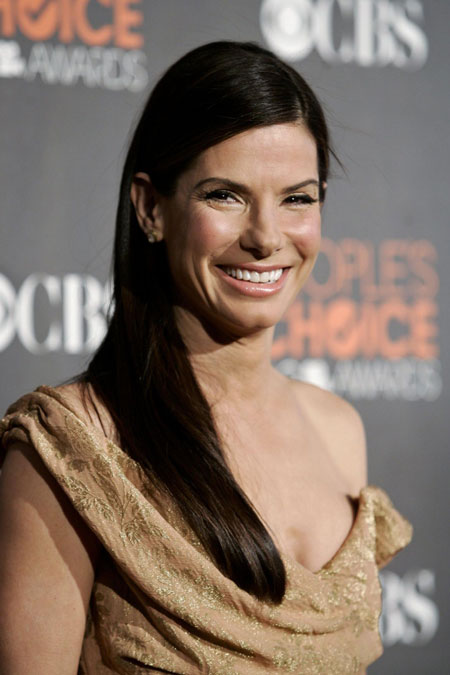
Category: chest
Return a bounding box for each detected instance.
[219,410,357,574]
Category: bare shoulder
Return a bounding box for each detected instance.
[0,440,101,672]
[0,440,101,568]
[289,378,368,496]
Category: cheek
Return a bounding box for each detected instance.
[290,214,322,255]
[184,211,236,260]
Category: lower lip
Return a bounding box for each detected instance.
[215,267,290,297]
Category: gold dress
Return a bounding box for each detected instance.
[0,386,413,674]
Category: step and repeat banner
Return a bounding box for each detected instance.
[0,2,448,672]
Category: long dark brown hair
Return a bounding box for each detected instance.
[77,41,332,604]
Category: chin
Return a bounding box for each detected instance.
[225,308,284,334]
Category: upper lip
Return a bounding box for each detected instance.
[217,263,290,272]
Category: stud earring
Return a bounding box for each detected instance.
[147,231,157,244]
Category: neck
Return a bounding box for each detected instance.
[174,307,282,408]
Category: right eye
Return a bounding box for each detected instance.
[204,189,237,202]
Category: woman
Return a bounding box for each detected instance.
[0,41,412,673]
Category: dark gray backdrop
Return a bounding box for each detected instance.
[1,1,448,672]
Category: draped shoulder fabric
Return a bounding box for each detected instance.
[0,386,413,674]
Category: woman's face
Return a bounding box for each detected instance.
[146,122,322,339]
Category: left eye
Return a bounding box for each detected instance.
[284,194,316,205]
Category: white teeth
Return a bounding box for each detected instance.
[223,267,284,283]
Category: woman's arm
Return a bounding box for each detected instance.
[0,442,102,674]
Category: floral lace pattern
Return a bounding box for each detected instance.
[0,386,413,674]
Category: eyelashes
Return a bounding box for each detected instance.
[202,189,318,206]
[204,189,235,202]
[283,194,318,205]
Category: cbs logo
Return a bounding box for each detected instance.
[260,0,428,69]
[0,273,110,354]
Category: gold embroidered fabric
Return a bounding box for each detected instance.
[0,386,413,674]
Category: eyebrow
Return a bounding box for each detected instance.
[193,177,319,193]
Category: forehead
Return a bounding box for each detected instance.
[187,123,318,183]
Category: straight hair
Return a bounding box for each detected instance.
[76,41,333,603]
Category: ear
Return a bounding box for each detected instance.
[130,172,164,241]
[320,180,328,205]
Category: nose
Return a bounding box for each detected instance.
[239,205,282,259]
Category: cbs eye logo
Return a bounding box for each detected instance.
[260,0,428,70]
[0,274,111,354]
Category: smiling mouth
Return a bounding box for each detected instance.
[217,265,287,284]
